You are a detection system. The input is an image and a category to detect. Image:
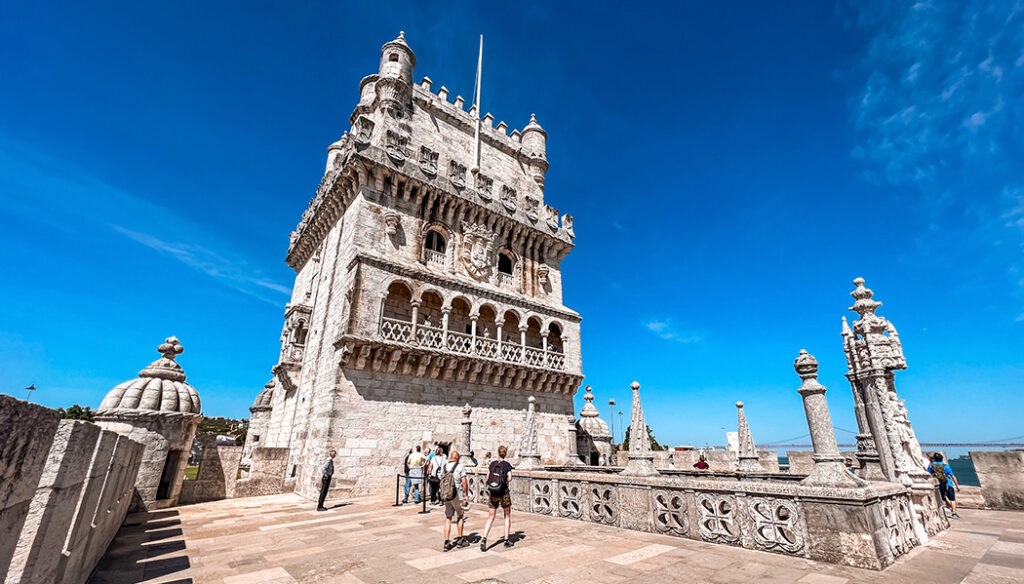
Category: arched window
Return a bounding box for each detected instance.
[498,252,513,275]
[388,53,399,62]
[293,320,308,346]
[424,230,447,267]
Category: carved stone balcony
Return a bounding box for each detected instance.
[333,317,580,394]
[379,317,565,371]
[424,248,446,268]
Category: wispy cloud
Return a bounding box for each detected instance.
[644,319,701,343]
[111,226,291,305]
[0,131,290,306]
[849,2,1024,317]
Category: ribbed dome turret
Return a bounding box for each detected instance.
[251,380,274,411]
[97,337,201,415]
[578,385,611,439]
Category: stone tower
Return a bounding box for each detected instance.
[94,337,201,511]
[256,32,583,499]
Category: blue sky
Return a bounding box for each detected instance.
[2,2,1022,448]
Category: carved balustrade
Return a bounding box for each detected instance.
[463,467,922,570]
[376,318,565,371]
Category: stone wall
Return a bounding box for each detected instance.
[179,445,244,505]
[235,448,291,498]
[465,466,918,570]
[0,395,144,584]
[970,450,1024,509]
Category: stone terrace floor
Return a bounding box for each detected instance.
[89,494,1024,584]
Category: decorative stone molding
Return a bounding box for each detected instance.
[558,481,584,519]
[747,497,804,553]
[461,222,497,282]
[697,493,741,544]
[651,489,688,536]
[622,381,658,476]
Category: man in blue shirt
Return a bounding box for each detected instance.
[926,453,961,519]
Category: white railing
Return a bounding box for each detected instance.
[524,346,547,368]
[498,272,514,287]
[476,337,499,359]
[415,324,444,349]
[377,320,566,371]
[501,344,522,363]
[424,249,446,268]
[380,317,412,343]
[447,330,473,354]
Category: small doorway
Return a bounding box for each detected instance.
[590,452,600,466]
[156,449,184,500]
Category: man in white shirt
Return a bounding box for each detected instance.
[441,451,470,551]
[317,449,336,511]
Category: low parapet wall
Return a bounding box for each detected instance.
[0,394,144,584]
[615,449,779,471]
[466,466,938,570]
[970,451,1024,510]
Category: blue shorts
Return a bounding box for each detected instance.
[938,483,955,502]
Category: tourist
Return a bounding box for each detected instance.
[927,453,961,519]
[317,449,336,511]
[480,445,514,551]
[693,454,710,470]
[845,457,856,474]
[466,450,479,466]
[404,446,425,504]
[598,453,606,466]
[440,450,470,551]
[483,451,492,467]
[429,446,447,505]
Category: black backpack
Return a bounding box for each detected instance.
[486,460,507,496]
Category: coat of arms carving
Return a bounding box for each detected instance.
[461,222,497,281]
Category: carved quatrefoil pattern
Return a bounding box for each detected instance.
[558,481,583,519]
[652,490,688,536]
[748,497,804,553]
[531,481,552,515]
[696,494,741,544]
[590,486,616,525]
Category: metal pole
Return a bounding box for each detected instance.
[394,473,400,506]
[419,474,428,514]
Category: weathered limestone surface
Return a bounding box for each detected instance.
[95,337,202,511]
[179,445,244,505]
[465,466,914,570]
[615,449,779,471]
[249,32,584,500]
[0,395,143,584]
[235,448,291,498]
[0,396,61,582]
[970,450,1024,509]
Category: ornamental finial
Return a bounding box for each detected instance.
[849,277,881,318]
[158,337,184,361]
[794,349,819,377]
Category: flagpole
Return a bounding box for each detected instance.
[471,34,483,175]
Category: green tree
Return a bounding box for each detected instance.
[57,404,94,421]
[621,424,666,451]
[235,427,247,446]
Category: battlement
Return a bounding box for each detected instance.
[414,76,533,150]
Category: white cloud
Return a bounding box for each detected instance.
[644,320,701,343]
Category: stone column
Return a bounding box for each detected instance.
[519,324,528,363]
[736,402,764,472]
[470,314,478,354]
[441,307,451,347]
[795,350,865,487]
[859,373,897,482]
[410,300,420,344]
[518,396,542,468]
[496,319,504,358]
[621,381,659,476]
[564,415,583,466]
[459,403,472,454]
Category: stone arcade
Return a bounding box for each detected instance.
[244,32,584,499]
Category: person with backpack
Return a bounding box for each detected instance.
[927,453,961,519]
[440,450,470,551]
[428,446,447,506]
[480,445,514,551]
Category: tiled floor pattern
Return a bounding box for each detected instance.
[89,494,1024,584]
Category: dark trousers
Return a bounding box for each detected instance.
[318,475,331,508]
[428,478,440,503]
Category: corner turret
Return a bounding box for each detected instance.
[375,31,416,112]
[520,113,548,189]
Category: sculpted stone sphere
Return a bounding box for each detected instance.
[630,381,640,390]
